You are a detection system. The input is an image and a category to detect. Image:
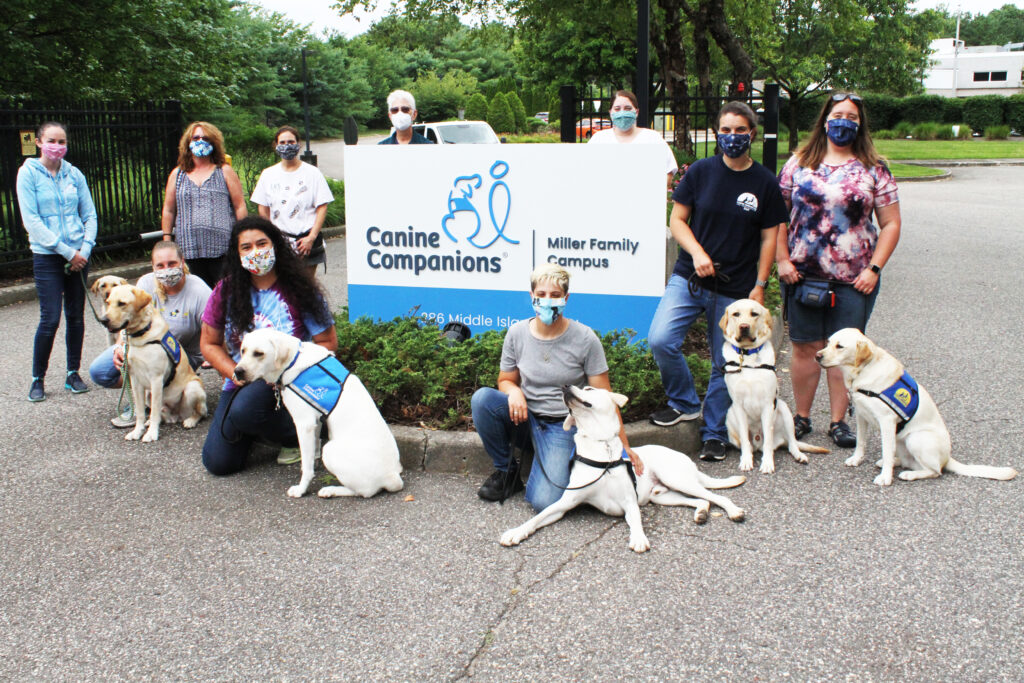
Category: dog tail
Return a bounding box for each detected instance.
[945,458,1018,481]
[697,472,746,489]
[796,441,830,454]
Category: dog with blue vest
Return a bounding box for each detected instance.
[99,284,207,442]
[232,328,404,499]
[817,328,1017,486]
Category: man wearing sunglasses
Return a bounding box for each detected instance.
[378,90,435,145]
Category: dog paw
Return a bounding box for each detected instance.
[792,452,809,464]
[183,417,200,429]
[728,508,746,522]
[500,529,526,547]
[629,534,651,553]
[287,485,308,498]
[694,507,709,525]
[739,457,754,472]
[759,461,776,474]
[873,473,893,487]
[125,428,144,441]
[874,459,884,469]
[845,454,864,467]
[141,430,159,443]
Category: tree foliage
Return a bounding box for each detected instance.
[465,92,489,120]
[487,92,514,134]
[506,91,527,133]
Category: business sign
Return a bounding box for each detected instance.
[344,144,667,336]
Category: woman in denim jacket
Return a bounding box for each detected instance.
[16,121,98,402]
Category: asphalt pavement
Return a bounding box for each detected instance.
[1,166,1022,681]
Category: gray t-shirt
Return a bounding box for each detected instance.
[500,319,609,417]
[136,272,211,365]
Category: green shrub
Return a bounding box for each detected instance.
[934,124,955,140]
[873,129,897,140]
[1006,93,1024,134]
[506,91,527,134]
[333,311,703,427]
[324,178,344,226]
[229,124,276,153]
[984,125,1011,140]
[526,117,547,132]
[862,93,901,130]
[488,92,515,135]
[900,95,946,124]
[911,122,942,140]
[941,97,964,124]
[952,123,973,139]
[465,93,488,122]
[963,95,1006,131]
[893,121,914,138]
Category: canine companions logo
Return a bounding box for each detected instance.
[893,388,912,407]
[736,192,758,212]
[441,160,519,249]
[301,383,330,401]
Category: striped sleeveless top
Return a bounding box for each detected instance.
[174,166,235,260]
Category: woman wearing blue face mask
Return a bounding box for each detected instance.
[471,263,643,511]
[251,125,335,278]
[161,121,247,288]
[777,92,901,449]
[588,90,678,188]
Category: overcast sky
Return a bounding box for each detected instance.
[252,0,1024,39]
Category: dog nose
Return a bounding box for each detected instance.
[233,367,246,381]
[814,350,823,360]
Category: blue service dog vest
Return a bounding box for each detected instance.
[858,371,920,433]
[144,330,183,386]
[286,354,351,416]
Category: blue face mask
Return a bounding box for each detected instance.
[716,133,751,158]
[532,296,566,326]
[610,110,637,131]
[189,139,213,157]
[826,118,858,147]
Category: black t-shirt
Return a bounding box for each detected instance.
[671,155,788,299]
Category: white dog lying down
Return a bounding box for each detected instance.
[720,299,828,473]
[100,284,207,442]
[817,328,1018,486]
[500,385,746,553]
[232,328,404,499]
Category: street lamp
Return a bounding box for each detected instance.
[301,47,317,166]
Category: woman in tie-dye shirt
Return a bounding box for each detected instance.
[776,92,902,449]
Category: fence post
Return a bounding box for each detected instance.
[559,85,575,143]
[762,84,779,174]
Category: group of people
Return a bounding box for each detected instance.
[474,90,900,508]
[17,88,899,499]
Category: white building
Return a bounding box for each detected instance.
[923,38,1024,97]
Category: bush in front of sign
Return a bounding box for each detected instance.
[333,310,711,430]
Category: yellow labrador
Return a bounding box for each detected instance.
[90,275,129,345]
[817,328,1017,486]
[720,299,828,473]
[100,284,207,442]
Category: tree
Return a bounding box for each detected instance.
[465,92,488,120]
[506,91,527,132]
[410,69,478,121]
[958,5,1024,46]
[488,92,514,134]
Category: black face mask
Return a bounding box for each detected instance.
[276,143,301,160]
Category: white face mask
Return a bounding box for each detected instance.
[391,112,413,131]
[154,267,184,288]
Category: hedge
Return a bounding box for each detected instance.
[963,95,1006,131]
[1006,94,1024,134]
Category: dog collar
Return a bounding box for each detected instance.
[730,342,764,356]
[570,447,637,492]
[129,322,152,338]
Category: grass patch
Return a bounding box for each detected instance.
[887,163,946,178]
[872,138,1024,160]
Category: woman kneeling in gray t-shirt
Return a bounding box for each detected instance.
[472,263,641,511]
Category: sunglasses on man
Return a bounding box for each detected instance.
[389,106,413,114]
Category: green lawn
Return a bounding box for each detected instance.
[872,138,1024,160]
[886,162,946,178]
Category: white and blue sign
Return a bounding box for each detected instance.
[344,144,668,336]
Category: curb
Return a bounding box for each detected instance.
[0,226,347,308]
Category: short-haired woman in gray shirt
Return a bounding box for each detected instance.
[472,263,641,511]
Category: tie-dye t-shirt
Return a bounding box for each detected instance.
[778,156,899,282]
[202,280,332,389]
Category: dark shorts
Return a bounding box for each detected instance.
[289,231,327,268]
[784,279,879,343]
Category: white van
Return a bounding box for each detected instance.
[411,121,503,144]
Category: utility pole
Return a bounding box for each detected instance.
[636,0,650,127]
[301,47,317,166]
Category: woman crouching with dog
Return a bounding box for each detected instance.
[472,263,642,511]
[200,216,336,475]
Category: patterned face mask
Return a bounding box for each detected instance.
[716,133,751,158]
[189,139,213,157]
[826,118,858,147]
[40,143,68,161]
[276,143,300,160]
[611,110,637,131]
[154,267,184,288]
[240,246,276,276]
[532,296,566,326]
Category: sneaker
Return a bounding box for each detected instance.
[793,415,812,439]
[829,420,856,448]
[649,406,701,427]
[65,371,89,394]
[28,378,45,402]
[110,407,135,429]
[277,447,302,465]
[477,462,524,502]
[698,439,728,462]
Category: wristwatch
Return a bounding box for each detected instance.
[869,264,881,275]
[755,278,769,288]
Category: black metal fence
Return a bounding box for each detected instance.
[0,101,183,273]
[560,84,781,172]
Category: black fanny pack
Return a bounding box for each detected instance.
[794,279,832,308]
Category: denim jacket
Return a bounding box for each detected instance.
[16,157,98,261]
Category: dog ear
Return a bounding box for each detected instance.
[133,288,152,311]
[763,312,773,334]
[89,279,101,296]
[276,335,294,370]
[718,309,730,334]
[609,392,629,408]
[854,340,873,370]
[562,414,576,431]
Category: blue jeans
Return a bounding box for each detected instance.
[202,381,298,476]
[89,345,200,388]
[471,387,578,511]
[647,274,736,442]
[33,253,88,379]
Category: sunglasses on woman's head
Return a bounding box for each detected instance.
[831,93,863,104]
[389,106,413,114]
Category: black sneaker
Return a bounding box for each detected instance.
[793,415,812,439]
[649,406,701,427]
[699,439,728,461]
[28,378,45,402]
[829,421,856,448]
[65,371,89,394]
[477,462,524,502]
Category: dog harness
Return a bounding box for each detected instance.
[129,323,183,387]
[279,344,351,420]
[724,343,776,373]
[571,446,637,491]
[856,372,920,433]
